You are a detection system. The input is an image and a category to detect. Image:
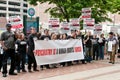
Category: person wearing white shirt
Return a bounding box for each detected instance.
[107,32,117,64]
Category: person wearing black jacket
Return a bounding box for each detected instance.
[117,35,120,58]
[84,32,93,63]
[92,35,99,60]
[40,29,51,40]
[98,34,106,60]
[15,33,27,73]
[27,27,39,72]
[0,44,3,72]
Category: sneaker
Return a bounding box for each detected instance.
[9,72,17,75]
[17,70,20,73]
[34,69,39,71]
[22,70,27,72]
[40,68,43,70]
[3,74,7,77]
[28,70,32,72]
[112,62,115,64]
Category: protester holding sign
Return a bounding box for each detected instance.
[92,35,99,60]
[15,33,27,73]
[98,34,106,60]
[107,32,117,64]
[84,32,93,63]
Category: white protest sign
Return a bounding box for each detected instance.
[7,16,23,31]
[60,22,70,33]
[70,18,80,30]
[94,24,102,34]
[83,18,95,30]
[48,18,59,29]
[110,27,118,33]
[82,8,91,19]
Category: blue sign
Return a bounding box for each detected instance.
[26,21,37,33]
[28,8,35,16]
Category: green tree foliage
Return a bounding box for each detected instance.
[28,0,120,23]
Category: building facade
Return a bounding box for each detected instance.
[0,0,28,19]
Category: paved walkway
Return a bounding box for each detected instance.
[41,64,120,80]
[0,57,120,80]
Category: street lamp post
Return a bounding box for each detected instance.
[113,14,115,27]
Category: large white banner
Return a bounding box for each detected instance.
[34,39,84,65]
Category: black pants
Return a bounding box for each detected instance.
[93,44,99,60]
[28,53,37,70]
[16,53,26,71]
[2,49,16,74]
[0,54,3,71]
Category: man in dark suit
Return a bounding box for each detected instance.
[27,27,39,72]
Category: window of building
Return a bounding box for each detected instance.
[24,0,27,2]
[8,8,20,12]
[9,14,20,16]
[23,9,27,13]
[0,1,6,4]
[23,3,28,7]
[8,1,20,6]
[0,6,6,11]
[0,13,6,17]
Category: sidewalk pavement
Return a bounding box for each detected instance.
[0,57,120,80]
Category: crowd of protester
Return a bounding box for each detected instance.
[0,23,120,77]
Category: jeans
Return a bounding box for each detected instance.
[99,46,104,60]
[85,47,92,62]
[93,44,99,60]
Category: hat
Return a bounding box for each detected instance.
[6,23,12,28]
